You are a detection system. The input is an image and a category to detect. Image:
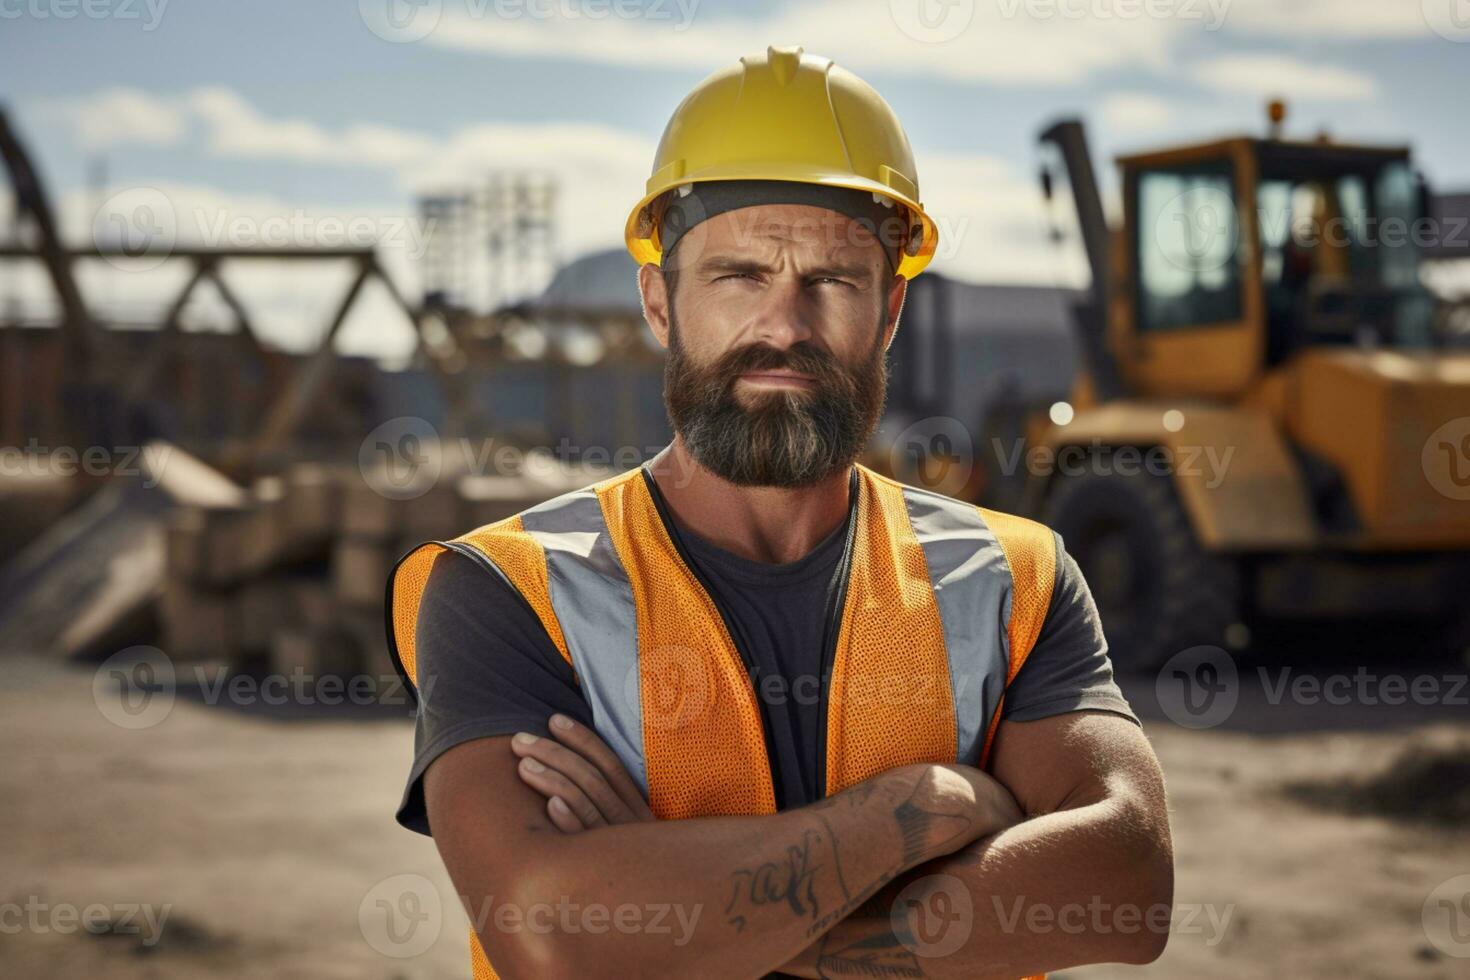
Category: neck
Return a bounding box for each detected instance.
[646,436,853,565]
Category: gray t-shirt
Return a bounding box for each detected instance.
[395,471,1136,835]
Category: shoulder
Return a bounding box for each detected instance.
[859,464,1060,591]
[862,465,1055,540]
[977,506,1059,597]
[461,466,644,539]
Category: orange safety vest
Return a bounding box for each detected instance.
[388,462,1056,979]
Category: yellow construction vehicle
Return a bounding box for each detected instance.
[903,104,1470,670]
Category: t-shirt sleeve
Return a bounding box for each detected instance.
[1001,531,1138,725]
[394,547,592,836]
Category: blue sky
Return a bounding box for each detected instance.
[2,0,1468,357]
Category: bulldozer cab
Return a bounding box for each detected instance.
[1116,136,1433,399]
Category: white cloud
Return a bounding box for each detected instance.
[1221,0,1434,39]
[183,88,437,169]
[1191,54,1378,101]
[427,0,1183,86]
[1099,92,1175,132]
[47,85,442,173]
[920,151,1089,287]
[188,87,338,161]
[38,85,659,304]
[50,87,187,148]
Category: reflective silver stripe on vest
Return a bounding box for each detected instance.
[901,486,1013,765]
[520,488,648,796]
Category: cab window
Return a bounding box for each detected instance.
[1133,160,1244,332]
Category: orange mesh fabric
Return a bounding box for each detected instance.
[458,516,572,667]
[976,508,1058,769]
[824,467,957,796]
[978,508,1057,980]
[471,931,495,980]
[598,469,778,820]
[387,515,572,693]
[391,480,1053,980]
[388,541,446,685]
[386,511,578,980]
[981,508,1057,683]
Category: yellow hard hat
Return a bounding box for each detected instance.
[625,45,939,279]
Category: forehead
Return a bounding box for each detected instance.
[684,203,887,263]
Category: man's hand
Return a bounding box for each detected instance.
[513,713,1023,858]
[514,712,1024,843]
[510,713,654,831]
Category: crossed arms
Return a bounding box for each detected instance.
[424,710,1173,979]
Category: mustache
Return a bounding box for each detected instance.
[709,341,847,383]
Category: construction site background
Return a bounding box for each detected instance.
[5,8,1470,979]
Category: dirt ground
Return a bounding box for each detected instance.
[3,651,1468,979]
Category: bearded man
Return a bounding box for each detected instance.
[386,46,1172,980]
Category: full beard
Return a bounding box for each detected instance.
[663,311,889,488]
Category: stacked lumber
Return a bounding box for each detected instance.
[156,453,606,702]
[0,433,613,706]
[0,441,246,660]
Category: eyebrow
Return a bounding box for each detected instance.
[695,256,876,283]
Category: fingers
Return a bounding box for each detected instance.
[512,732,641,825]
[546,795,584,834]
[516,752,609,830]
[548,714,655,821]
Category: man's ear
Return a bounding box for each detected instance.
[639,263,672,350]
[881,272,908,352]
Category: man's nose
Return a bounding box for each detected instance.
[749,277,814,349]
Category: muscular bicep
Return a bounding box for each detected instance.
[987,711,1167,818]
[423,736,565,955]
[395,549,593,835]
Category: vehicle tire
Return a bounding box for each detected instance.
[1040,457,1242,672]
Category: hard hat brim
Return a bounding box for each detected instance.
[625,171,939,280]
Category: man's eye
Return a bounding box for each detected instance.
[811,277,849,287]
